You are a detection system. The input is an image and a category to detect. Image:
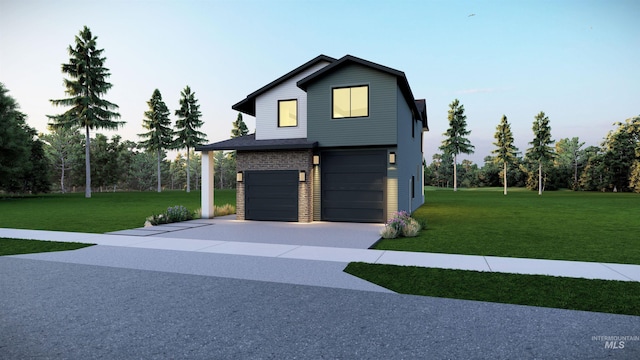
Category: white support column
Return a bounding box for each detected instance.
[201,151,215,219]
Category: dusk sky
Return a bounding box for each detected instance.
[1,0,638,164]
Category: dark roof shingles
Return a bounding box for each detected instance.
[195,134,318,151]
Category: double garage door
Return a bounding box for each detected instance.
[244,150,386,223]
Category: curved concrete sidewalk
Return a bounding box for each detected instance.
[1,227,639,282]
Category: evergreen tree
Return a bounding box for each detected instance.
[492,115,518,195]
[439,99,474,191]
[139,89,173,192]
[41,125,83,193]
[48,26,122,198]
[526,111,555,195]
[0,83,32,191]
[174,85,207,192]
[554,137,585,190]
[231,112,249,138]
[602,116,640,192]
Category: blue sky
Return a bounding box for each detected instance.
[1,0,638,164]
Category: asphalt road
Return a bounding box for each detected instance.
[1,257,639,359]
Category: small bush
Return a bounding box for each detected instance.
[380,211,423,239]
[402,218,421,237]
[380,225,399,239]
[215,204,236,216]
[145,205,194,226]
[191,204,236,218]
[166,205,193,222]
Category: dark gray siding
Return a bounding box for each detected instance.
[306,63,397,147]
[396,87,424,213]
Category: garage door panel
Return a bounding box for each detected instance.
[324,173,384,187]
[245,171,298,221]
[323,207,384,223]
[323,189,384,202]
[322,150,386,223]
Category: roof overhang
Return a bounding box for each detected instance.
[297,54,427,127]
[415,99,429,131]
[195,134,318,152]
[231,55,337,116]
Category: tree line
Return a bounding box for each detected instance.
[0,26,248,195]
[430,99,640,193]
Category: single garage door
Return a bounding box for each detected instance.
[245,170,298,221]
[321,150,386,223]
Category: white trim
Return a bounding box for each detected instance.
[201,151,215,218]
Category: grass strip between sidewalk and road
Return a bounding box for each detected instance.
[0,238,94,256]
[344,262,640,316]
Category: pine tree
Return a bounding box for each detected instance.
[41,125,83,193]
[439,99,474,191]
[492,115,518,195]
[231,112,249,138]
[174,86,207,192]
[526,111,555,195]
[48,26,122,198]
[1,83,31,191]
[139,89,173,192]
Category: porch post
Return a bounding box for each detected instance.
[201,151,215,218]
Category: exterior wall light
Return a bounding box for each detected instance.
[313,155,320,165]
[389,152,396,164]
[299,170,306,182]
[236,171,243,182]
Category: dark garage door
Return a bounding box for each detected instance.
[245,171,298,221]
[321,150,386,223]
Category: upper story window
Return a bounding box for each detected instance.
[332,85,368,118]
[278,99,297,127]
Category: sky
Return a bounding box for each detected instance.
[1,0,639,165]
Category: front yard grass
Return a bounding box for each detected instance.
[0,238,94,256]
[345,262,640,316]
[0,190,236,233]
[350,188,640,315]
[374,188,640,265]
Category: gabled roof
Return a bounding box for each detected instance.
[415,99,429,131]
[296,55,426,123]
[195,133,318,152]
[232,55,337,116]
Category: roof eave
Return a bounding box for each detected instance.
[232,54,337,116]
[196,142,318,152]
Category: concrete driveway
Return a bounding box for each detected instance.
[108,215,384,249]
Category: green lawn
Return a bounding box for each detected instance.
[344,262,640,316]
[0,190,236,233]
[0,238,94,256]
[375,187,640,264]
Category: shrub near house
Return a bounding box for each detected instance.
[380,211,423,239]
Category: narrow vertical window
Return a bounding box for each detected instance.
[412,175,415,198]
[332,85,368,118]
[278,99,297,127]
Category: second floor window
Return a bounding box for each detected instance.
[333,85,368,118]
[278,99,297,127]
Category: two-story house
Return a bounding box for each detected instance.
[196,55,428,223]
